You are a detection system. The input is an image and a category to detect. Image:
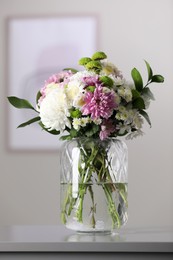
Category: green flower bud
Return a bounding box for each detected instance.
[100,76,114,88]
[86,86,95,92]
[70,109,82,118]
[92,51,107,60]
[85,60,102,71]
[78,57,92,66]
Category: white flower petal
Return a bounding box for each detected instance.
[39,88,71,133]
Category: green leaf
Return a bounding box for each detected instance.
[117,131,128,137]
[85,124,99,137]
[7,96,36,111]
[36,91,42,104]
[100,76,114,88]
[60,135,72,141]
[47,129,61,135]
[141,87,155,100]
[131,89,141,99]
[116,183,126,193]
[151,75,164,83]
[38,122,60,135]
[63,68,78,73]
[144,60,153,81]
[132,97,145,109]
[131,68,143,92]
[70,128,78,138]
[17,116,40,128]
[139,109,151,127]
[115,183,128,206]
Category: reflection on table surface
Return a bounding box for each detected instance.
[0,225,172,243]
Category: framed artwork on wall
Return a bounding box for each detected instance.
[6,15,98,151]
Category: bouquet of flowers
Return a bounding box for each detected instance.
[8,51,164,140]
[8,51,164,231]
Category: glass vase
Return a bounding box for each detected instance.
[60,137,128,234]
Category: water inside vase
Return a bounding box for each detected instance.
[60,182,128,233]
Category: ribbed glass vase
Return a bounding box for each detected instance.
[60,137,128,234]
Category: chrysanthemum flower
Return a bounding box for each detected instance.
[39,88,71,133]
[116,123,131,135]
[66,79,84,108]
[100,60,123,78]
[82,75,99,86]
[82,85,117,119]
[99,119,116,140]
[117,84,133,103]
[39,70,73,104]
[72,117,91,130]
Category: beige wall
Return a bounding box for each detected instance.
[0,0,173,228]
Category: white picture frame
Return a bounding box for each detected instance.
[7,15,98,151]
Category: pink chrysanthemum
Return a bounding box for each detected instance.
[82,85,117,119]
[82,75,99,86]
[99,119,116,140]
[45,70,73,86]
[39,70,73,104]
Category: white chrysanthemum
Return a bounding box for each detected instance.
[100,60,122,78]
[45,83,59,96]
[112,76,125,87]
[117,123,131,135]
[116,107,133,122]
[117,85,132,102]
[116,111,129,121]
[72,117,91,130]
[93,118,102,125]
[71,70,96,81]
[133,114,144,129]
[116,107,142,128]
[66,71,95,108]
[118,106,127,113]
[80,117,91,126]
[39,88,71,133]
[73,118,81,131]
[66,80,85,108]
[125,109,136,124]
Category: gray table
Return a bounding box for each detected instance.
[0,225,172,252]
